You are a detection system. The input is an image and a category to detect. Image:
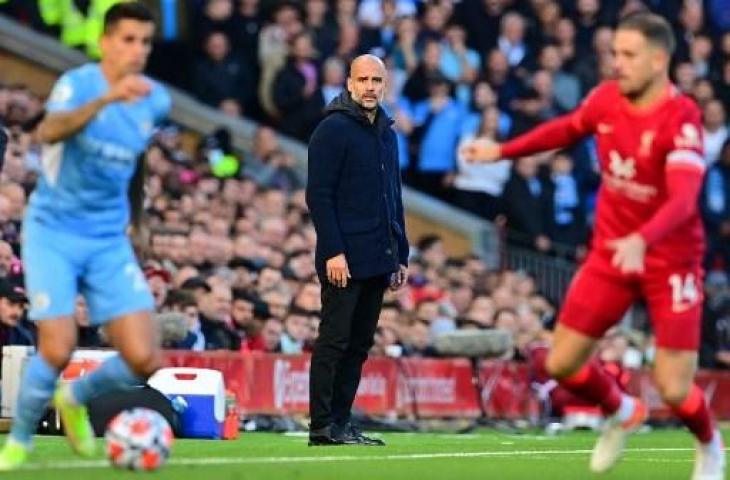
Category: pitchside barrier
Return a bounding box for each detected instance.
[3,348,730,421]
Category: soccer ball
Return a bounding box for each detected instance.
[105,408,174,471]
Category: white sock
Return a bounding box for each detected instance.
[613,394,635,423]
[702,430,724,452]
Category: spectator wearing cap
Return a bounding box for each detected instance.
[0,279,33,347]
[145,266,172,310]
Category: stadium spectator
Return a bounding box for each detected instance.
[198,283,239,350]
[500,156,554,253]
[193,31,254,114]
[701,139,730,275]
[273,31,320,140]
[0,279,32,347]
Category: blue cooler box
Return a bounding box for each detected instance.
[149,367,225,439]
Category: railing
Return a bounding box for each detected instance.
[500,230,578,304]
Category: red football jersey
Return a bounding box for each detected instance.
[503,80,706,262]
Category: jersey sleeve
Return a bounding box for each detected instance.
[45,70,85,113]
[664,101,705,174]
[150,82,172,125]
[569,83,606,133]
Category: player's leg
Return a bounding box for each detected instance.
[0,221,81,469]
[646,264,725,480]
[547,256,646,473]
[55,236,156,453]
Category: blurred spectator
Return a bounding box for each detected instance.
[539,43,581,111]
[280,310,309,354]
[309,56,346,124]
[440,23,480,105]
[406,74,464,199]
[164,289,205,351]
[243,317,283,352]
[198,283,240,350]
[701,139,730,274]
[193,31,255,114]
[703,99,728,166]
[0,279,33,347]
[497,12,529,68]
[402,39,444,104]
[549,153,586,254]
[453,107,511,220]
[501,156,554,253]
[305,0,338,59]
[258,4,304,119]
[273,31,320,140]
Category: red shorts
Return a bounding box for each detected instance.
[559,253,704,350]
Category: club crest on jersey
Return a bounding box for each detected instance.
[609,151,636,179]
[674,123,701,149]
[639,131,655,157]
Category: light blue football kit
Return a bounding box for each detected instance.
[23,63,171,325]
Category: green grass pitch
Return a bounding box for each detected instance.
[1,428,726,479]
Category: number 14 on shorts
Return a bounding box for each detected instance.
[668,273,699,313]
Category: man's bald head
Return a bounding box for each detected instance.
[347,55,387,112]
[350,54,386,76]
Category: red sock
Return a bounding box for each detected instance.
[558,359,622,415]
[670,385,714,444]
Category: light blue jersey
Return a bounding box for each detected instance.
[28,63,171,236]
[23,63,170,324]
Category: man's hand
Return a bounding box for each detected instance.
[104,75,151,104]
[460,137,501,163]
[389,264,408,291]
[326,253,351,288]
[606,233,647,274]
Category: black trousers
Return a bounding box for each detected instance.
[309,275,387,429]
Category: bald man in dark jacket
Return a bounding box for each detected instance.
[306,55,408,446]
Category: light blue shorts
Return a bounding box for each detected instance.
[22,218,154,325]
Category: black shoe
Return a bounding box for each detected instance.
[308,425,346,446]
[339,423,386,446]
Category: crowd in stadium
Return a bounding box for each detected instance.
[0,0,729,370]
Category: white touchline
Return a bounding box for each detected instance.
[21,447,716,471]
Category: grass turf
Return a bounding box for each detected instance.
[0,428,725,479]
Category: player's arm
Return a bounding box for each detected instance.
[637,158,704,245]
[461,84,605,162]
[37,74,151,144]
